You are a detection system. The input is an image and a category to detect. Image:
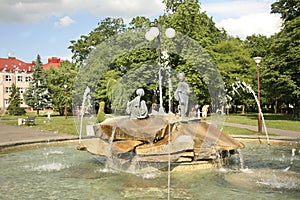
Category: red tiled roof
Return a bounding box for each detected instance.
[43,57,62,70]
[0,57,34,72]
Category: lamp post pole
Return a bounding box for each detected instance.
[253,57,262,133]
[63,84,68,119]
[157,31,164,113]
[145,25,176,114]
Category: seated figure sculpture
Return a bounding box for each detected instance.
[174,72,190,118]
[126,88,148,119]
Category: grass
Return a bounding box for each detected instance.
[224,113,300,132]
[0,111,78,135]
[222,126,258,135]
[1,111,299,136]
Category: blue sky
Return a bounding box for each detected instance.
[0,0,281,63]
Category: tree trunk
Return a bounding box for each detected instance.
[274,99,278,114]
[241,105,245,114]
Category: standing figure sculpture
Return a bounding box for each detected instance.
[174,73,190,118]
[126,88,148,119]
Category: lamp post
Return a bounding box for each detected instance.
[63,84,68,119]
[253,56,262,133]
[145,25,176,113]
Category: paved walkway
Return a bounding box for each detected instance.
[0,123,78,149]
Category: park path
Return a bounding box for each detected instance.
[0,123,77,149]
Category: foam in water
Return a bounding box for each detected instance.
[25,162,69,172]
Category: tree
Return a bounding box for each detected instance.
[68,17,126,65]
[44,61,78,116]
[128,16,151,30]
[244,34,270,58]
[271,0,300,22]
[7,83,25,115]
[212,38,256,112]
[261,0,300,117]
[167,0,225,48]
[70,2,229,114]
[23,55,51,116]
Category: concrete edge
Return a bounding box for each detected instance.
[0,137,79,152]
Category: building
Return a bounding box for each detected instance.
[0,56,62,110]
[43,57,62,70]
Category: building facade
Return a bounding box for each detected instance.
[0,56,62,110]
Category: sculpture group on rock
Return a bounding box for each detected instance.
[78,72,244,171]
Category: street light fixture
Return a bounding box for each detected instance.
[63,84,68,119]
[145,25,176,113]
[253,56,262,133]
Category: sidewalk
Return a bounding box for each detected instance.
[0,123,78,149]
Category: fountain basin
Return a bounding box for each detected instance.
[1,141,299,199]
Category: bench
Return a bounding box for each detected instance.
[23,116,36,126]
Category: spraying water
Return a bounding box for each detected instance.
[230,80,270,145]
[79,86,90,142]
[105,126,117,170]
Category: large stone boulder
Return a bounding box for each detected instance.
[80,115,244,166]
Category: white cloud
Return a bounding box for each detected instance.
[0,0,164,24]
[217,12,282,38]
[54,16,75,27]
[202,0,268,19]
[202,0,282,38]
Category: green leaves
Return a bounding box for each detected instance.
[23,55,51,115]
[44,61,78,116]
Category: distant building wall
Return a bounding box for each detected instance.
[0,56,62,110]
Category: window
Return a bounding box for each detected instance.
[6,87,11,93]
[5,75,12,82]
[19,87,23,94]
[17,76,23,82]
[25,76,31,82]
[20,99,24,105]
[4,99,9,106]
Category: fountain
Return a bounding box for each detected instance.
[230,80,270,144]
[46,28,300,199]
[0,142,299,199]
[78,74,244,173]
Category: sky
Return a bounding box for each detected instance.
[0,0,282,63]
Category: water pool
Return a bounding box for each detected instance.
[0,141,299,199]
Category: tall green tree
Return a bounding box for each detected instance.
[44,61,78,116]
[69,17,126,65]
[261,0,300,116]
[244,34,270,58]
[167,0,225,48]
[212,38,256,111]
[7,83,25,115]
[24,55,51,116]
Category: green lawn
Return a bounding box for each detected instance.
[0,111,78,135]
[222,126,258,135]
[1,111,299,136]
[224,113,300,132]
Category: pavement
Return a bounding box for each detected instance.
[0,123,78,150]
[0,120,299,150]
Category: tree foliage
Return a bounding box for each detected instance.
[69,17,126,65]
[7,83,25,115]
[23,55,51,116]
[44,61,78,116]
[69,0,299,117]
[261,0,300,117]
